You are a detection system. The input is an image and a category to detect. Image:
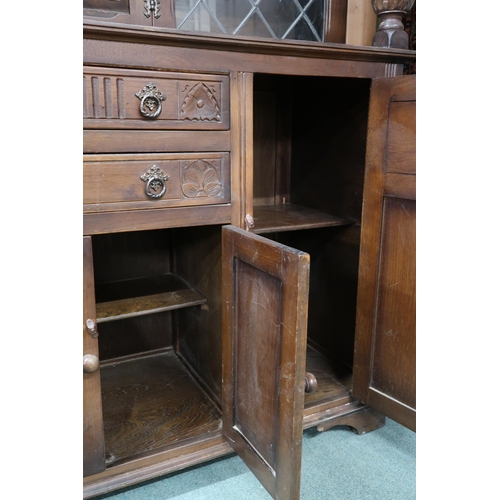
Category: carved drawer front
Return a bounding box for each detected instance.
[84,153,230,213]
[83,67,229,130]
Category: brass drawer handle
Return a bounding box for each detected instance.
[140,165,170,198]
[135,82,166,119]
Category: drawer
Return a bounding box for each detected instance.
[84,153,230,213]
[83,67,229,130]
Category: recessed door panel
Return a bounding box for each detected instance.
[353,74,416,431]
[222,225,310,500]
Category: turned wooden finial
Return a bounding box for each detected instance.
[371,0,415,49]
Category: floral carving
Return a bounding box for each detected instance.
[181,160,222,198]
[180,82,221,122]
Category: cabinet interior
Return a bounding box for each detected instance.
[252,73,371,411]
[91,73,371,470]
[92,225,225,467]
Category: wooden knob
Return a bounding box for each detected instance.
[304,372,318,393]
[83,354,100,374]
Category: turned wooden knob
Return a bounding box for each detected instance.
[83,354,100,374]
[304,372,318,393]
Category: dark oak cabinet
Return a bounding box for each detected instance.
[83,15,416,499]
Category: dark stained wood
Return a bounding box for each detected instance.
[303,346,352,409]
[91,228,173,284]
[91,229,175,360]
[84,435,231,499]
[97,313,173,361]
[174,225,224,406]
[324,0,348,43]
[222,225,309,500]
[84,153,230,213]
[252,204,351,234]
[83,130,231,154]
[96,288,206,322]
[316,406,385,434]
[370,198,415,412]
[252,75,294,209]
[83,67,229,130]
[229,71,254,228]
[82,12,417,495]
[84,204,231,235]
[83,37,395,84]
[100,350,222,465]
[84,0,147,27]
[83,23,415,66]
[288,76,371,223]
[353,74,416,431]
[83,0,176,29]
[95,273,186,302]
[253,90,277,207]
[83,236,106,477]
[385,100,416,175]
[276,226,362,370]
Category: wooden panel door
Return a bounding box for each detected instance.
[83,236,106,476]
[353,74,416,431]
[221,226,310,500]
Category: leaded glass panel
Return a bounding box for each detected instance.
[174,0,325,42]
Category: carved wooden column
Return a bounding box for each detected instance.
[371,0,415,49]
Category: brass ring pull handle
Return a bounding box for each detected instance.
[135,82,166,119]
[304,372,318,393]
[83,354,100,374]
[140,165,170,199]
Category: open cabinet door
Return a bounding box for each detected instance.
[222,226,310,500]
[83,236,106,476]
[353,74,416,431]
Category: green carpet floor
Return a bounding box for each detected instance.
[93,418,415,499]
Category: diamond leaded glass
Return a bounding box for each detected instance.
[174,0,325,42]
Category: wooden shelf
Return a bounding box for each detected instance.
[100,351,222,466]
[252,204,352,234]
[96,273,207,323]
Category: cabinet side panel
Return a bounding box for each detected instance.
[175,225,224,404]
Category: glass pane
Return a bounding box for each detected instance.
[174,0,325,41]
[84,0,130,14]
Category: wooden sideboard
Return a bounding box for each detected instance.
[83,7,416,498]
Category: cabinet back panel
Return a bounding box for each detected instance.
[92,230,174,359]
[98,313,173,361]
[253,90,278,206]
[290,77,370,222]
[253,75,370,223]
[275,225,361,368]
[92,230,173,285]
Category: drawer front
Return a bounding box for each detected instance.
[84,153,230,213]
[83,67,229,130]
